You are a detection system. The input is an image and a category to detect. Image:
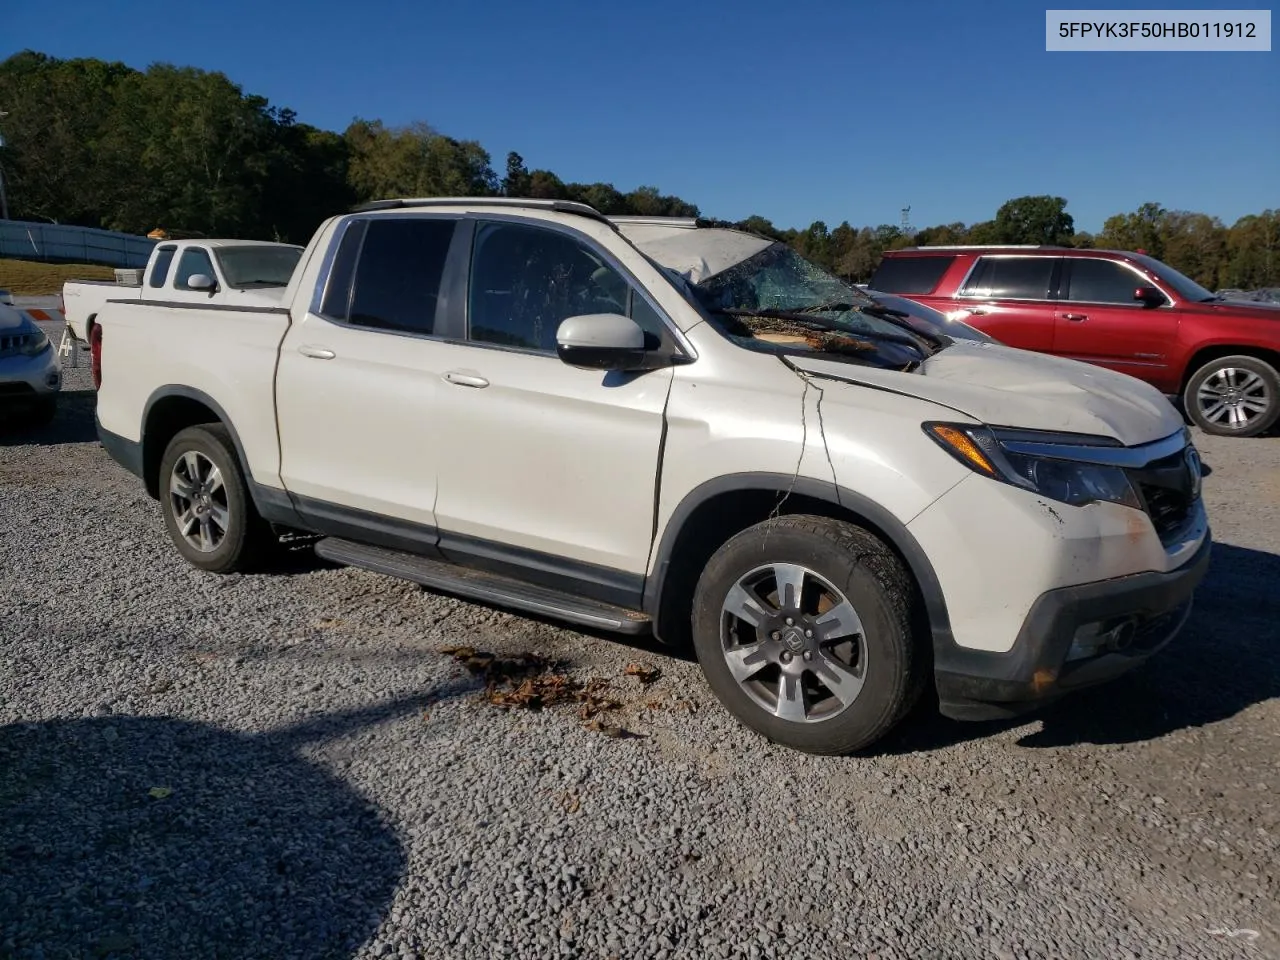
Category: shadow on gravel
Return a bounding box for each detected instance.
[0,688,471,960]
[0,389,98,447]
[881,542,1280,753]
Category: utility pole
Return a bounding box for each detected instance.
[900,205,913,236]
[0,109,9,220]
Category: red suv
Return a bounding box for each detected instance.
[869,246,1280,438]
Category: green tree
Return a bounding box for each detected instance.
[1098,202,1167,257]
[502,151,531,197]
[992,195,1074,245]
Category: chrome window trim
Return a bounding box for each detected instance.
[996,427,1188,468]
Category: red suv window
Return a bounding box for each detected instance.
[868,255,956,294]
[960,256,1057,300]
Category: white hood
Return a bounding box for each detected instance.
[788,340,1185,447]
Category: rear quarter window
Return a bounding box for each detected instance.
[868,255,956,295]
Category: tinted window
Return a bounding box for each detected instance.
[319,220,367,320]
[1065,258,1146,304]
[961,256,1056,300]
[348,218,457,334]
[867,255,955,294]
[149,246,176,288]
[173,248,215,290]
[468,222,631,352]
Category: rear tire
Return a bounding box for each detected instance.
[158,424,276,573]
[691,515,924,755]
[1183,355,1280,438]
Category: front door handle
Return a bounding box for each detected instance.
[298,344,336,359]
[967,308,989,316]
[1062,313,1088,322]
[444,370,489,388]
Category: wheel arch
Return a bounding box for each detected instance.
[1180,344,1280,394]
[141,386,257,502]
[644,473,954,657]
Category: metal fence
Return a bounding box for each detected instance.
[0,219,157,268]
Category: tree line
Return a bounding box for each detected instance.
[1,51,1276,290]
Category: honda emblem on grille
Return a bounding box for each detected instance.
[1185,446,1203,499]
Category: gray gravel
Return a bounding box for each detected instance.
[2,323,1278,959]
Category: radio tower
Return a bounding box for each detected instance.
[900,205,913,236]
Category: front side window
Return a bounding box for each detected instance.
[215,246,303,288]
[961,256,1057,300]
[149,246,176,288]
[173,248,216,290]
[346,218,458,334]
[467,222,632,352]
[1065,258,1151,304]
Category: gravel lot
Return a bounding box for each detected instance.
[2,323,1277,960]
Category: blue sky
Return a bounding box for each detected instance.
[3,0,1276,233]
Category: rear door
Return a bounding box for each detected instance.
[949,255,1061,351]
[1052,257,1180,387]
[274,214,466,549]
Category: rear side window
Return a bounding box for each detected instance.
[345,218,458,334]
[149,246,176,288]
[961,256,1056,300]
[173,247,216,290]
[868,255,955,294]
[1064,258,1148,304]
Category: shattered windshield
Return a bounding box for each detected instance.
[689,242,936,366]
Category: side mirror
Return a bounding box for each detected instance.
[1133,285,1165,308]
[555,313,649,371]
[187,273,216,292]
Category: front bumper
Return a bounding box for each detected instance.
[934,532,1211,721]
[0,345,61,407]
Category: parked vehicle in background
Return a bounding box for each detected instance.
[92,199,1209,755]
[61,239,304,348]
[869,245,1280,437]
[0,299,59,426]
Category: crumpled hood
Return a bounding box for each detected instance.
[788,340,1185,447]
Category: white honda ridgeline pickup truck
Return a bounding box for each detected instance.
[93,198,1211,755]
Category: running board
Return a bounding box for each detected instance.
[313,538,652,634]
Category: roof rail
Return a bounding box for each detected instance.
[607,215,700,228]
[351,196,616,227]
[893,244,1070,251]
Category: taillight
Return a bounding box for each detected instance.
[90,324,103,390]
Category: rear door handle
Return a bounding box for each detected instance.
[1062,313,1088,322]
[444,370,489,388]
[298,344,336,359]
[967,308,989,316]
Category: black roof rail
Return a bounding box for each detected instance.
[893,244,1071,251]
[349,196,617,228]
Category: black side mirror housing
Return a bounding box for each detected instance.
[1133,285,1165,308]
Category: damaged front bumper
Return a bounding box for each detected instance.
[932,533,1211,721]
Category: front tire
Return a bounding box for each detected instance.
[158,424,274,573]
[691,515,924,755]
[1183,355,1280,438]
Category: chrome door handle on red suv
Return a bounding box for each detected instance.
[1062,313,1088,322]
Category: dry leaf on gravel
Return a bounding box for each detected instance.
[623,663,661,685]
[582,718,644,739]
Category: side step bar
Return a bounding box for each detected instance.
[313,538,652,635]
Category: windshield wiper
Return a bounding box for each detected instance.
[710,307,931,358]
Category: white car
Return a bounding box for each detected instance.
[0,302,60,426]
[61,239,303,347]
[90,199,1211,755]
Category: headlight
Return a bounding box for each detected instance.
[18,329,50,356]
[924,422,1141,510]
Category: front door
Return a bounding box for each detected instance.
[1052,257,1180,389]
[429,218,676,602]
